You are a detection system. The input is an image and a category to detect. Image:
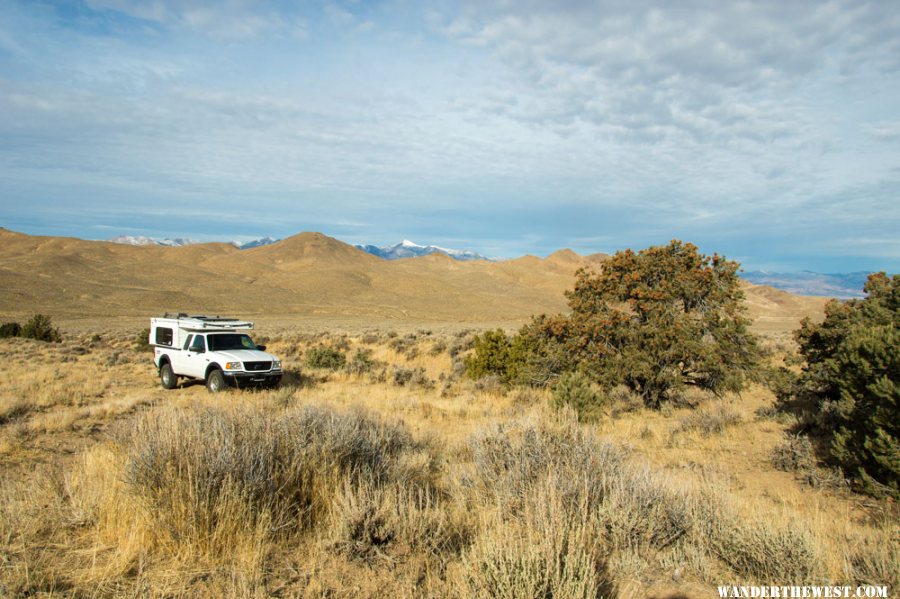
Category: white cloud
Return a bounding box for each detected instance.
[0,0,898,270]
[866,121,900,141]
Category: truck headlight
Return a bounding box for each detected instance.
[272,360,282,370]
[225,362,242,370]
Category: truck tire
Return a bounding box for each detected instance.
[160,362,178,390]
[206,369,226,393]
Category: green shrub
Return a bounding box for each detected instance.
[794,272,899,497]
[391,366,433,389]
[464,329,513,381]
[304,346,347,370]
[344,349,377,375]
[0,322,21,338]
[135,328,151,352]
[20,314,61,343]
[550,371,606,422]
[464,327,567,387]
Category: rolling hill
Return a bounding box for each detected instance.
[0,228,826,329]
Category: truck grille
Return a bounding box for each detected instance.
[244,361,271,372]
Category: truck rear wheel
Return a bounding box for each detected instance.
[160,363,178,390]
[206,369,226,393]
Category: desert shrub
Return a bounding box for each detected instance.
[793,272,899,497]
[429,340,448,356]
[464,329,512,380]
[469,419,793,582]
[464,327,566,387]
[332,335,350,351]
[0,321,21,338]
[135,327,151,351]
[330,480,469,562]
[771,435,815,472]
[550,371,606,423]
[474,374,504,395]
[20,314,61,343]
[712,517,819,583]
[609,385,644,416]
[304,346,347,370]
[360,332,381,344]
[676,404,742,437]
[469,419,626,515]
[391,366,434,389]
[448,332,476,358]
[123,404,430,543]
[389,334,419,359]
[462,478,610,599]
[368,367,388,384]
[843,532,900,589]
[345,349,377,375]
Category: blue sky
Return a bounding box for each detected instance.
[0,0,898,271]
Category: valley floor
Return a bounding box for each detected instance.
[0,320,895,598]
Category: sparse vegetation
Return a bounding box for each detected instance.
[0,291,895,596]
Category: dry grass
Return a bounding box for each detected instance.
[0,325,897,598]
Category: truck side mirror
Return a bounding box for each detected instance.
[256,345,266,351]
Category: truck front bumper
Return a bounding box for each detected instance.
[223,371,282,388]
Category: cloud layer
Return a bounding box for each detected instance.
[0,0,898,270]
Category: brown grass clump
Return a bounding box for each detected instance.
[675,403,743,437]
[124,404,433,543]
[462,476,612,599]
[465,415,831,590]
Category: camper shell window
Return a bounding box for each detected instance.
[155,327,173,347]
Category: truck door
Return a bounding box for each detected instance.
[168,334,192,376]
[183,334,209,379]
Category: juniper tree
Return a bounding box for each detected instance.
[541,240,761,406]
[795,272,899,497]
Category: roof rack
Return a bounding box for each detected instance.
[158,313,254,331]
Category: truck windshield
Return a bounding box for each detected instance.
[207,334,258,351]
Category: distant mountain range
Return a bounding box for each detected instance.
[109,235,279,250]
[109,235,489,260]
[105,235,876,298]
[3,228,825,328]
[354,240,491,261]
[109,235,200,248]
[740,271,874,299]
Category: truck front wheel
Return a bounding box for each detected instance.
[160,363,178,390]
[206,369,227,393]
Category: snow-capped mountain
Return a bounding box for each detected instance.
[109,235,278,250]
[231,236,279,250]
[109,235,199,247]
[356,240,490,261]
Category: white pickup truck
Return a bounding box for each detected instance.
[149,314,282,392]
